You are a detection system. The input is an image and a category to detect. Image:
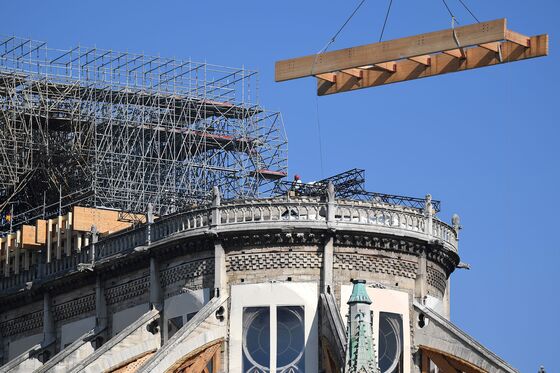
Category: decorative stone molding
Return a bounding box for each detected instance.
[334,253,418,279]
[160,258,214,288]
[0,310,43,337]
[106,276,150,305]
[53,294,96,322]
[221,231,327,248]
[426,266,447,295]
[226,251,322,272]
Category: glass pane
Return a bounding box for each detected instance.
[243,307,270,373]
[378,312,403,373]
[277,306,305,373]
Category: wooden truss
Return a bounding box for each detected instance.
[274,19,548,95]
[420,345,487,373]
[168,340,222,373]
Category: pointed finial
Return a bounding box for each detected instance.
[452,213,461,231]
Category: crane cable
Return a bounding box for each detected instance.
[311,0,368,177]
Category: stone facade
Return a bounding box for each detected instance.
[0,194,497,373]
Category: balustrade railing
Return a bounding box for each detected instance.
[0,197,457,293]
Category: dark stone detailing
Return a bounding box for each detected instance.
[427,266,447,294]
[333,232,458,275]
[105,276,150,305]
[221,231,328,249]
[226,251,323,272]
[334,253,418,279]
[53,294,96,322]
[160,258,214,287]
[0,309,43,337]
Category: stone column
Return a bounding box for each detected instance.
[214,240,226,298]
[149,257,162,309]
[43,292,55,344]
[415,251,428,303]
[95,275,107,330]
[322,182,335,294]
[211,186,227,298]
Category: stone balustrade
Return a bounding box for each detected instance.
[0,196,458,294]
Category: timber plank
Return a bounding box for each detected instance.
[317,34,548,95]
[276,19,507,81]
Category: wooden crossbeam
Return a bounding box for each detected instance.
[340,68,363,78]
[409,55,431,66]
[506,29,530,47]
[315,73,336,83]
[479,42,501,53]
[317,34,548,95]
[276,19,507,82]
[443,48,466,59]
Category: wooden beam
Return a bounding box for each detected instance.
[340,68,363,78]
[420,345,488,373]
[421,351,430,373]
[506,29,530,47]
[425,350,460,373]
[374,62,396,72]
[315,73,336,83]
[276,19,507,81]
[185,343,221,373]
[409,55,431,66]
[479,42,501,53]
[443,48,466,59]
[318,34,548,96]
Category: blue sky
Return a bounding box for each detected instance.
[2,1,558,371]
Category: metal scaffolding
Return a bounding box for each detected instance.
[0,36,288,227]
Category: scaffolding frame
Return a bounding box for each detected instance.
[0,36,288,228]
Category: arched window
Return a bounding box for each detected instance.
[378,312,403,373]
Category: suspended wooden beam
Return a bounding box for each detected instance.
[276,19,509,82]
[317,34,548,96]
[275,18,548,96]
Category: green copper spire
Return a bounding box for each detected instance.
[344,280,380,373]
[347,279,372,305]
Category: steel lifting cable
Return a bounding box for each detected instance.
[310,0,368,177]
[456,0,480,23]
[379,0,394,42]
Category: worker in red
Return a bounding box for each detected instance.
[292,174,302,195]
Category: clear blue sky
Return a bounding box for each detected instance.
[2,1,557,371]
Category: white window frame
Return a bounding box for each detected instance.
[230,282,319,373]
